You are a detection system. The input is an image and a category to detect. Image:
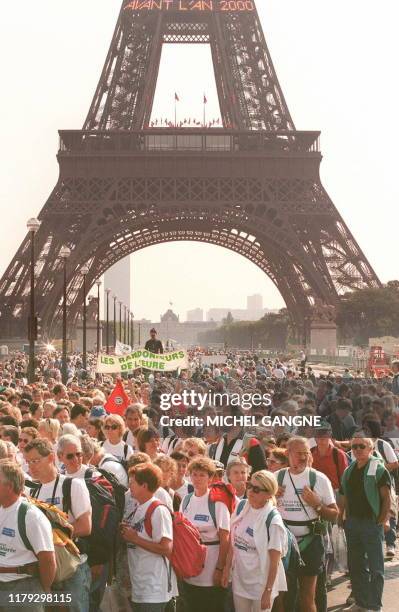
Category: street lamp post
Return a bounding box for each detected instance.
[127,310,130,346]
[80,264,89,371]
[138,322,141,346]
[96,280,102,354]
[105,289,111,354]
[27,218,41,383]
[59,246,71,384]
[119,301,122,341]
[124,306,127,344]
[113,295,117,348]
[131,312,134,348]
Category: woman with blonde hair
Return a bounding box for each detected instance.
[102,413,134,462]
[154,454,180,511]
[182,437,207,459]
[222,470,287,612]
[38,418,60,444]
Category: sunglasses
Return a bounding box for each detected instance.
[65,452,83,460]
[104,424,119,431]
[246,482,267,494]
[351,444,367,450]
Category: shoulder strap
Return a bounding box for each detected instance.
[182,492,193,513]
[277,468,287,487]
[122,431,128,442]
[377,439,387,462]
[332,447,340,482]
[236,499,246,516]
[265,507,279,539]
[208,496,217,529]
[18,501,34,553]
[62,477,72,514]
[144,500,164,538]
[187,483,194,494]
[123,443,128,460]
[85,468,94,480]
[309,468,317,490]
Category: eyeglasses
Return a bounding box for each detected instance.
[26,456,46,466]
[246,482,267,494]
[65,452,83,460]
[19,438,31,444]
[104,424,119,431]
[351,444,367,450]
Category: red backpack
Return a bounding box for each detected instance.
[209,482,237,516]
[144,500,207,579]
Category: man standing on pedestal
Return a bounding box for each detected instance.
[144,328,164,354]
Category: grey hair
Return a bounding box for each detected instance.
[286,436,310,452]
[57,434,82,456]
[61,423,80,437]
[80,434,96,460]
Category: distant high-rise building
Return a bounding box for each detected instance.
[104,257,131,310]
[187,308,204,322]
[247,294,263,311]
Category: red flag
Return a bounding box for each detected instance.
[175,92,179,101]
[105,379,130,416]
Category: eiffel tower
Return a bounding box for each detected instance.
[0,0,380,342]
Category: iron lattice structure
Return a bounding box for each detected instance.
[0,0,380,340]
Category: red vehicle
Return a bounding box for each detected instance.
[367,345,398,378]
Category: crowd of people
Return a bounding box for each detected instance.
[0,341,398,612]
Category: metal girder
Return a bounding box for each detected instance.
[0,1,381,340]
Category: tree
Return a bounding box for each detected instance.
[336,282,399,344]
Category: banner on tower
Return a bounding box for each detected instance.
[125,1,255,13]
[97,348,188,373]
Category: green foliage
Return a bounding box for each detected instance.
[198,310,290,349]
[336,282,399,344]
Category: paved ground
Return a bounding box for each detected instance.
[328,555,399,611]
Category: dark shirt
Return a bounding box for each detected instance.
[144,339,164,354]
[340,462,391,519]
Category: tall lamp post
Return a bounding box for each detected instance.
[113,295,117,348]
[96,280,102,354]
[105,289,111,354]
[80,264,89,371]
[138,322,141,346]
[118,301,122,341]
[126,310,130,346]
[124,305,127,344]
[60,246,71,384]
[131,312,134,348]
[27,218,41,383]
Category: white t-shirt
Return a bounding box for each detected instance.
[181,492,230,587]
[99,453,128,487]
[33,474,91,524]
[376,439,397,464]
[64,464,93,479]
[124,487,173,519]
[126,497,178,603]
[101,440,134,462]
[276,468,335,538]
[175,479,191,499]
[0,498,54,582]
[232,506,285,600]
[124,430,137,450]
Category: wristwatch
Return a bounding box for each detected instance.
[315,504,322,514]
[265,587,272,593]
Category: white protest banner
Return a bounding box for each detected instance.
[201,354,228,366]
[97,348,188,374]
[115,340,132,355]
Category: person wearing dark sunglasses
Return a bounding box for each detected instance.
[102,414,134,463]
[222,470,287,612]
[339,435,391,612]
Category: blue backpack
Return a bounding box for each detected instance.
[236,499,295,571]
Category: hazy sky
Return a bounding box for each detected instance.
[1,0,398,322]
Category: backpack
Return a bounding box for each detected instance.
[100,442,129,474]
[19,498,81,583]
[84,467,127,519]
[311,446,341,487]
[182,483,236,530]
[236,499,296,572]
[62,475,120,567]
[143,500,207,580]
